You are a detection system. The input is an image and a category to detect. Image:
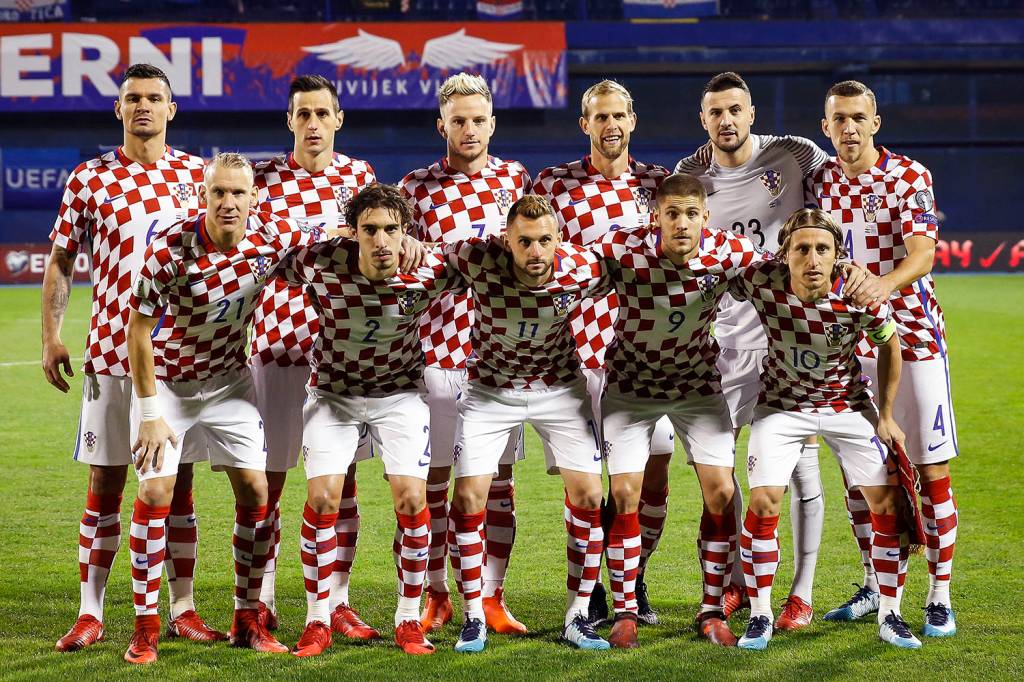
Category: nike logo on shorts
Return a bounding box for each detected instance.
[418,458,431,467]
[927,441,948,452]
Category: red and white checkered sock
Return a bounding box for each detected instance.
[920,475,957,607]
[449,507,486,620]
[482,477,515,599]
[393,507,430,626]
[606,512,641,615]
[130,499,170,617]
[564,497,604,623]
[869,511,909,620]
[166,488,198,620]
[844,484,879,592]
[300,503,338,625]
[233,504,273,611]
[425,480,450,593]
[740,510,780,619]
[637,485,669,573]
[258,487,284,612]
[78,490,122,620]
[698,509,736,614]
[329,475,360,610]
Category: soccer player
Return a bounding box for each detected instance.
[123,152,327,663]
[401,73,531,635]
[533,80,673,625]
[42,63,220,653]
[731,208,920,651]
[675,72,831,629]
[811,80,959,636]
[280,183,461,657]
[445,195,609,653]
[594,174,765,648]
[249,74,378,638]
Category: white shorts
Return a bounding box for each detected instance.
[455,379,602,479]
[717,347,768,429]
[581,367,674,455]
[746,406,890,489]
[75,373,205,468]
[423,366,522,469]
[860,356,959,465]
[302,388,431,481]
[130,370,267,482]
[602,390,735,475]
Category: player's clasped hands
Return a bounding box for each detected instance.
[840,261,891,307]
[131,418,178,474]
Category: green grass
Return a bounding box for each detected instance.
[0,276,1022,680]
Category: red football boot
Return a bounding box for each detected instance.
[395,620,435,655]
[775,595,813,631]
[292,621,332,658]
[167,610,227,642]
[124,615,160,665]
[419,586,454,633]
[56,614,105,653]
[229,608,288,653]
[722,582,750,619]
[331,604,381,640]
[482,587,528,635]
[696,611,738,647]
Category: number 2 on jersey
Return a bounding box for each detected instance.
[212,296,246,323]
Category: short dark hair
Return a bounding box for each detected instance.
[702,71,750,99]
[656,173,707,207]
[120,63,172,96]
[344,183,411,230]
[288,75,340,113]
[506,195,557,229]
[825,80,877,112]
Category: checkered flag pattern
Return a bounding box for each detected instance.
[810,148,946,361]
[300,504,339,623]
[448,509,487,619]
[401,156,531,369]
[232,504,274,611]
[445,238,607,390]
[597,226,765,400]
[50,147,204,376]
[129,500,170,617]
[564,499,604,606]
[731,259,893,413]
[534,156,667,368]
[131,212,323,382]
[251,153,376,367]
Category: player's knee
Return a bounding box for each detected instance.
[703,482,735,515]
[394,486,426,516]
[569,486,604,511]
[307,487,342,514]
[89,464,128,495]
[610,478,640,513]
[138,477,174,507]
[918,460,950,482]
[451,486,486,514]
[748,489,782,518]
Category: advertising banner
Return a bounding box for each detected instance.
[622,0,718,19]
[0,22,567,111]
[0,0,68,23]
[0,147,79,210]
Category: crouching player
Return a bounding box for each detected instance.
[280,183,459,657]
[124,153,331,663]
[731,208,920,650]
[445,196,609,653]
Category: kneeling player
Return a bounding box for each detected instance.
[731,208,920,650]
[280,184,460,657]
[446,196,609,653]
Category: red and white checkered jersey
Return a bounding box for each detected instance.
[596,226,766,401]
[731,259,895,413]
[533,156,668,369]
[250,153,376,368]
[808,147,945,362]
[49,146,204,376]
[401,156,531,369]
[676,134,830,350]
[446,238,606,390]
[130,212,324,382]
[278,241,462,397]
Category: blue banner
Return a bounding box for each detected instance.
[0,147,78,211]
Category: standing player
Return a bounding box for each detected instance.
[281,184,462,657]
[533,80,673,625]
[675,72,831,629]
[249,75,378,638]
[123,153,327,663]
[42,63,220,652]
[444,196,609,653]
[401,73,531,635]
[811,80,959,636]
[730,208,920,651]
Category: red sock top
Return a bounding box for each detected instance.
[169,488,194,516]
[700,509,735,536]
[564,495,601,523]
[133,498,170,521]
[743,509,779,539]
[86,489,123,515]
[869,511,904,536]
[920,476,953,503]
[396,505,431,529]
[450,507,486,532]
[235,504,269,525]
[302,503,339,529]
[610,511,641,536]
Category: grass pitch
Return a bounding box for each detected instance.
[0,276,1022,680]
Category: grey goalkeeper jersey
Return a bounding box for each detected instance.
[675,134,829,350]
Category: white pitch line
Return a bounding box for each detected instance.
[0,357,83,368]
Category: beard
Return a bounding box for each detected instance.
[595,134,630,162]
[712,129,748,154]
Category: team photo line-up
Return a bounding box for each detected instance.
[39,62,958,662]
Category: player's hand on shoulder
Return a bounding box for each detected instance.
[875,415,906,452]
[41,340,73,393]
[132,418,178,474]
[840,262,891,307]
[399,234,427,271]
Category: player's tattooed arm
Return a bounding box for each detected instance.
[874,331,905,450]
[127,310,178,474]
[41,244,75,392]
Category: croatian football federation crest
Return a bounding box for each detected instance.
[84,431,97,454]
[632,187,651,214]
[862,193,881,223]
[334,185,352,211]
[252,255,270,283]
[496,188,514,214]
[397,290,422,315]
[697,273,720,303]
[825,322,849,347]
[747,454,757,474]
[175,182,192,205]
[552,292,574,316]
[759,169,783,207]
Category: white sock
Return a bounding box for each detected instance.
[168,580,196,621]
[927,582,952,608]
[306,598,330,626]
[565,597,588,626]
[878,595,902,623]
[788,443,824,604]
[395,596,420,627]
[259,569,277,614]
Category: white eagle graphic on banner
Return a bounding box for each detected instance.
[302,28,523,71]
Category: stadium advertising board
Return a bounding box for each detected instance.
[0,147,79,211]
[0,22,567,111]
[622,0,719,19]
[0,243,90,283]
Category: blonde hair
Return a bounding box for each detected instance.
[438,73,492,111]
[776,208,848,260]
[204,151,253,184]
[581,79,634,118]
